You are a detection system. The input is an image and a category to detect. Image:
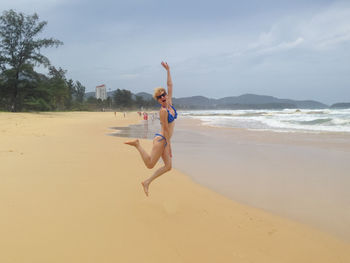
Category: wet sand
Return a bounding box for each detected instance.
[175,118,350,242]
[112,117,350,241]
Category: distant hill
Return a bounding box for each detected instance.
[84,90,328,109]
[134,92,153,101]
[172,96,217,107]
[330,103,350,109]
[84,91,95,99]
[173,93,328,109]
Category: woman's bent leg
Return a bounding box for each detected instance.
[125,139,165,169]
[142,146,172,196]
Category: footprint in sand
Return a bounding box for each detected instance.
[162,199,179,214]
[268,229,277,236]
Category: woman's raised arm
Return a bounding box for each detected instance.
[161,61,173,105]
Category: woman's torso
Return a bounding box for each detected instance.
[159,105,176,139]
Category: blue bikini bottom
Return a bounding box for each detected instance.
[154,133,167,147]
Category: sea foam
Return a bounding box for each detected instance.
[183,109,350,133]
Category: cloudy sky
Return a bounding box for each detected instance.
[1,0,350,104]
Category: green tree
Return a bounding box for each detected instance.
[87,96,97,104]
[105,96,112,109]
[19,63,51,111]
[0,63,50,111]
[135,95,145,108]
[74,81,85,103]
[0,68,16,110]
[47,66,68,110]
[113,89,133,109]
[0,9,62,111]
[65,79,74,109]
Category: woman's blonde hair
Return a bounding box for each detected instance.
[153,86,166,100]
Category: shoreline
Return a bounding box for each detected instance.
[172,117,350,242]
[110,115,350,241]
[1,112,349,262]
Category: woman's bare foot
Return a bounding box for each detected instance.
[141,181,149,197]
[124,139,139,147]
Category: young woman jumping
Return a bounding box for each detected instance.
[124,62,177,196]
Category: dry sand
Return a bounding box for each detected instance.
[1,111,349,263]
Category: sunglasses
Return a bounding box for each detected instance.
[157,92,167,99]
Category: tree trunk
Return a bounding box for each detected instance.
[12,71,19,112]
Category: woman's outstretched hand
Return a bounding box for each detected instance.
[161,61,170,71]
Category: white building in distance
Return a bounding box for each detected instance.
[96,84,107,100]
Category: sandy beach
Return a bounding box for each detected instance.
[1,112,350,263]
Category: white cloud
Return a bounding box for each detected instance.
[224,2,346,58]
[317,32,350,48]
[240,3,350,57]
[297,3,350,50]
[255,37,304,55]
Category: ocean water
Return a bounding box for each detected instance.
[182,109,350,133]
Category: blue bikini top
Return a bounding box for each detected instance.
[167,105,177,123]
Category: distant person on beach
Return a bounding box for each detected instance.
[124,62,177,196]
